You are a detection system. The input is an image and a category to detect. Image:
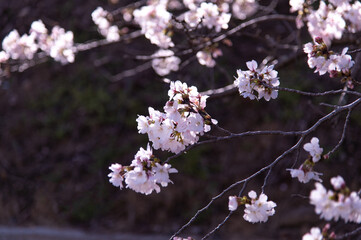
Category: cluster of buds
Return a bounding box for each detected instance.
[91,7,120,42]
[1,20,75,65]
[302,224,336,240]
[304,38,355,87]
[287,137,323,183]
[228,191,276,223]
[310,176,361,223]
[137,80,217,154]
[108,145,177,195]
[234,60,280,101]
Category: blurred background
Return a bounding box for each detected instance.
[0,0,361,239]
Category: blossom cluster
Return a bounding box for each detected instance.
[290,0,361,45]
[133,0,174,48]
[228,191,276,223]
[137,80,216,154]
[234,60,280,101]
[91,7,120,42]
[196,47,222,68]
[1,20,75,64]
[183,0,257,22]
[302,224,335,240]
[125,0,258,68]
[108,145,178,195]
[302,227,324,240]
[183,2,231,32]
[304,38,354,86]
[287,137,323,183]
[151,49,181,76]
[310,176,361,223]
[181,0,256,68]
[231,0,258,20]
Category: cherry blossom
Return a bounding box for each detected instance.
[91,7,120,42]
[228,196,238,211]
[243,191,276,223]
[196,50,216,68]
[292,0,361,45]
[49,26,75,64]
[108,163,124,189]
[234,60,279,101]
[0,51,9,63]
[302,227,323,240]
[289,0,304,13]
[310,177,361,223]
[133,0,174,48]
[2,30,38,60]
[288,168,322,183]
[303,137,323,163]
[184,10,202,28]
[137,80,216,153]
[232,0,258,20]
[196,2,231,32]
[151,49,181,76]
[1,21,75,64]
[183,0,202,10]
[108,145,178,195]
[330,175,345,190]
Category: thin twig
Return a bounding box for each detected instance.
[110,61,152,82]
[165,130,302,163]
[348,48,361,54]
[202,85,361,99]
[325,110,352,157]
[238,181,248,197]
[291,145,301,168]
[262,166,273,193]
[336,226,361,239]
[201,211,233,240]
[177,14,296,56]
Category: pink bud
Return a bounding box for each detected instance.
[315,37,323,44]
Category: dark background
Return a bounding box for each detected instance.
[0,0,361,239]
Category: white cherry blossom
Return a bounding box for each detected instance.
[109,145,178,195]
[303,137,323,162]
[2,30,38,60]
[288,168,322,183]
[330,175,345,190]
[302,227,323,240]
[108,163,124,189]
[133,1,174,48]
[310,179,361,223]
[234,60,279,101]
[91,7,120,42]
[228,196,238,211]
[243,191,276,223]
[195,2,231,32]
[137,80,215,153]
[289,0,305,13]
[232,0,258,20]
[0,51,9,63]
[151,49,181,76]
